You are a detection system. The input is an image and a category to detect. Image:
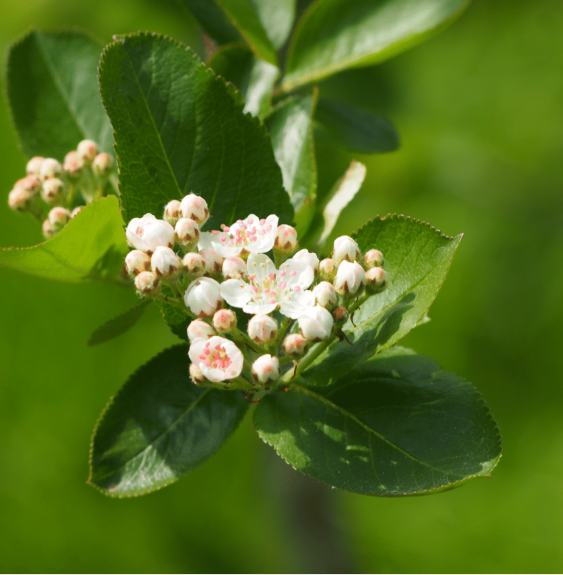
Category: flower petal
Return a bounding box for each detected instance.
[280,290,315,319]
[220,279,253,308]
[243,301,278,316]
[247,253,276,284]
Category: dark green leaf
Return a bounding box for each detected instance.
[314,98,400,154]
[179,0,242,45]
[87,300,152,346]
[89,345,249,496]
[0,196,127,283]
[301,215,462,386]
[207,43,278,117]
[251,0,296,49]
[6,29,113,159]
[254,346,502,496]
[266,93,318,235]
[282,0,469,92]
[99,33,293,227]
[157,300,190,341]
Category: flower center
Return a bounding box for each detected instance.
[210,218,274,248]
[199,341,233,371]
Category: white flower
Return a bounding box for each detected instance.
[125,250,151,277]
[175,217,200,250]
[220,253,315,319]
[313,281,338,309]
[64,151,82,178]
[298,305,334,342]
[333,235,361,264]
[364,249,384,268]
[183,252,205,277]
[26,156,44,176]
[274,224,298,253]
[151,246,182,279]
[41,178,66,205]
[163,200,182,226]
[180,194,209,225]
[135,271,161,298]
[366,267,388,292]
[200,248,223,275]
[92,152,114,176]
[251,355,280,384]
[293,249,320,273]
[282,334,308,358]
[187,319,216,343]
[126,214,175,252]
[40,158,62,180]
[319,258,337,282]
[189,336,244,382]
[247,314,278,344]
[213,309,237,333]
[184,277,223,318]
[334,261,366,295]
[199,214,279,258]
[77,139,98,164]
[222,256,247,280]
[48,207,70,231]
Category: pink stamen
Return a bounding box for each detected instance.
[204,360,211,367]
[280,270,286,277]
[220,237,226,242]
[269,273,275,280]
[252,286,259,293]
[249,275,256,282]
[270,299,277,305]
[294,286,301,292]
[259,219,266,225]
[135,226,143,235]
[199,354,206,360]
[278,281,287,289]
[250,226,257,234]
[211,230,220,235]
[221,225,230,232]
[228,240,234,246]
[290,271,297,277]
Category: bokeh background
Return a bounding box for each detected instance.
[1,0,563,572]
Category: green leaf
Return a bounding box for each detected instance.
[254,346,502,496]
[179,0,242,45]
[251,0,296,50]
[266,93,318,235]
[207,43,278,117]
[87,300,152,346]
[89,345,249,497]
[157,300,190,341]
[0,196,127,283]
[6,29,113,159]
[282,0,469,92]
[99,33,293,228]
[301,215,462,386]
[314,98,400,154]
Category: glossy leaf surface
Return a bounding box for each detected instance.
[89,345,249,496]
[87,300,152,346]
[251,0,296,49]
[283,0,469,91]
[6,29,113,159]
[99,33,292,227]
[0,197,127,283]
[254,347,502,496]
[301,215,462,386]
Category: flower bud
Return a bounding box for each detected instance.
[163,200,182,226]
[187,319,217,342]
[77,139,98,164]
[42,219,55,239]
[8,187,32,211]
[41,178,66,205]
[126,214,175,252]
[183,252,205,277]
[251,354,280,385]
[48,207,71,232]
[247,314,278,345]
[366,267,388,293]
[71,206,83,218]
[213,309,237,333]
[364,249,384,269]
[64,151,83,179]
[26,156,44,176]
[175,217,200,250]
[274,225,298,253]
[40,158,63,181]
[134,271,161,298]
[282,333,308,358]
[319,258,337,282]
[92,152,114,176]
[292,248,319,273]
[333,235,361,264]
[151,246,183,279]
[332,306,349,325]
[180,193,209,225]
[313,281,338,310]
[189,362,207,386]
[334,261,366,295]
[222,256,247,280]
[185,277,223,318]
[200,248,223,276]
[19,175,42,195]
[125,250,151,277]
[298,305,334,342]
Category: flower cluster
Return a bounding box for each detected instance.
[124,193,388,392]
[7,140,115,238]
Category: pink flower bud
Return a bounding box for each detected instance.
[125,250,152,277]
[333,306,349,325]
[274,224,298,253]
[188,336,244,382]
[189,362,207,386]
[48,207,71,232]
[282,333,308,358]
[319,258,337,282]
[26,156,44,176]
[298,305,334,342]
[151,246,183,279]
[222,256,247,280]
[213,309,237,333]
[40,158,63,181]
[126,214,175,253]
[19,175,42,195]
[41,178,66,205]
[77,139,98,164]
[8,187,32,211]
[251,354,280,385]
[187,319,216,342]
[163,200,182,226]
[364,249,384,269]
[180,193,209,225]
[92,153,113,176]
[334,261,366,295]
[292,249,319,273]
[313,281,338,309]
[183,252,205,277]
[184,277,223,318]
[175,217,200,250]
[71,206,83,219]
[42,219,55,239]
[200,248,223,275]
[366,267,388,293]
[134,271,161,298]
[64,151,83,179]
[247,314,278,344]
[333,235,361,264]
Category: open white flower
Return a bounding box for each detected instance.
[126,214,175,252]
[188,336,244,382]
[199,214,278,258]
[220,253,315,318]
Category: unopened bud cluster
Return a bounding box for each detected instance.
[7,140,116,239]
[123,194,387,391]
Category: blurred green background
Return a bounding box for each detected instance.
[1,0,562,572]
